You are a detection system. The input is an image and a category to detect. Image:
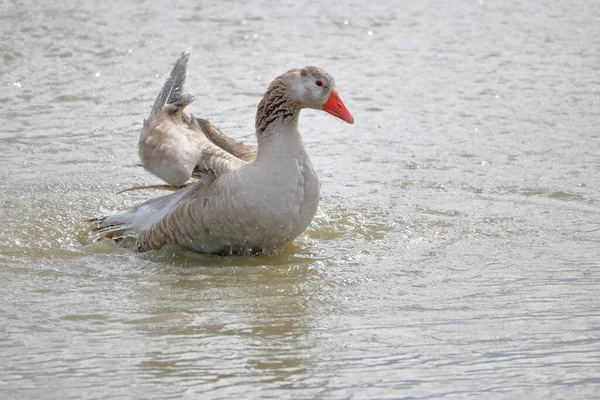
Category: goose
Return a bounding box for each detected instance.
[90,49,354,255]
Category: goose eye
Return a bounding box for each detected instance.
[315,80,323,87]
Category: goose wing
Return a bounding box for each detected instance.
[139,104,247,186]
[138,49,254,187]
[190,116,257,162]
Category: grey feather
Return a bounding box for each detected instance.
[148,48,192,124]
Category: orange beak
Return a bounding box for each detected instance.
[322,91,354,124]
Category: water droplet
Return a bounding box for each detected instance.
[95,72,101,77]
[367,30,373,36]
[128,49,132,54]
[252,33,258,38]
[244,34,250,40]
[343,20,349,25]
[13,82,21,88]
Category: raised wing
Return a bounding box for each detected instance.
[140,104,247,186]
[137,49,255,187]
[190,117,257,162]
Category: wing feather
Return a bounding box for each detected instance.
[139,104,247,186]
[137,49,255,186]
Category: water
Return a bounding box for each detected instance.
[1,0,600,398]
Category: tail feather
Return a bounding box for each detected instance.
[88,186,194,244]
[88,217,130,241]
[148,48,192,124]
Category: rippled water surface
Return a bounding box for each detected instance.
[2,1,600,398]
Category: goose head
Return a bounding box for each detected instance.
[284,66,354,124]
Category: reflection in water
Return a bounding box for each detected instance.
[129,251,316,388]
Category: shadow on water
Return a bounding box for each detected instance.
[121,244,319,389]
[142,243,323,268]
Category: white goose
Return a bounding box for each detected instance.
[91,50,354,255]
